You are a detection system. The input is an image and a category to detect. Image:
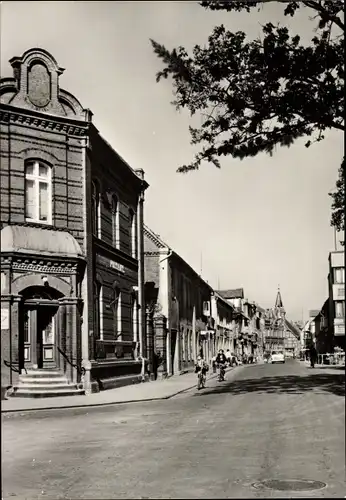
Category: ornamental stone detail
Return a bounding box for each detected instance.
[10,259,78,275]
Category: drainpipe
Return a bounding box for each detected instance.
[135,171,147,360]
[159,249,173,264]
[158,249,172,373]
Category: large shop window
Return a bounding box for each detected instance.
[25,160,52,224]
[91,180,101,238]
[129,208,137,258]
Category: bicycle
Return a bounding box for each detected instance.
[217,363,226,382]
[197,369,206,390]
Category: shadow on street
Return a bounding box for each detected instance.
[196,369,345,398]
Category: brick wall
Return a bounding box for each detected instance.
[0,122,86,251]
[86,126,144,361]
[144,254,160,287]
[89,126,140,255]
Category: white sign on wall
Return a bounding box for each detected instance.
[96,255,125,274]
[1,307,9,330]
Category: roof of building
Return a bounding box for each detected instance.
[143,224,212,291]
[285,319,301,340]
[217,288,244,299]
[1,224,83,258]
[143,225,167,250]
[275,288,283,308]
[214,291,235,310]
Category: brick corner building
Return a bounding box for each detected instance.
[0,48,149,398]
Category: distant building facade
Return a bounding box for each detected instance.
[314,299,332,354]
[144,226,214,377]
[0,48,148,397]
[211,292,236,355]
[328,251,345,350]
[217,288,258,358]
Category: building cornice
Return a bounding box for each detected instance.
[0,103,89,137]
[1,252,84,274]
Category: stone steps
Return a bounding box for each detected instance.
[11,369,85,398]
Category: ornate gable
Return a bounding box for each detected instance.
[0,48,90,121]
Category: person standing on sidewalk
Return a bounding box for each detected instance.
[310,345,317,368]
[225,349,232,367]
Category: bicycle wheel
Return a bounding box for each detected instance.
[197,374,201,390]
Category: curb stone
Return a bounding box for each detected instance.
[1,365,246,414]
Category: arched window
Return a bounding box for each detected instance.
[112,284,122,340]
[25,160,52,224]
[94,281,103,340]
[111,194,120,249]
[129,208,137,258]
[91,180,101,238]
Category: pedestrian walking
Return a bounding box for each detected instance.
[310,345,317,368]
[225,349,232,367]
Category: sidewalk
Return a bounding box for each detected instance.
[299,359,345,376]
[1,365,244,414]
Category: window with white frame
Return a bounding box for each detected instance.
[112,285,122,340]
[94,282,103,340]
[335,300,345,318]
[334,267,345,284]
[131,290,138,343]
[129,208,137,258]
[25,160,52,223]
[111,195,120,249]
[91,180,101,238]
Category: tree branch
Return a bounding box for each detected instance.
[302,0,345,31]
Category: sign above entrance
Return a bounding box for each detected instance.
[96,255,125,274]
[200,330,214,337]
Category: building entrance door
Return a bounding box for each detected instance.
[23,302,59,370]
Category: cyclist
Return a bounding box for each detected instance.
[195,355,209,389]
[216,349,227,381]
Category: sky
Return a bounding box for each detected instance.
[1,1,344,321]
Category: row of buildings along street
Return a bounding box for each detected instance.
[0,47,332,399]
[301,248,345,361]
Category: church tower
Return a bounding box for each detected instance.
[274,286,286,348]
[274,286,286,320]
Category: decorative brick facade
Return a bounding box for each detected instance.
[0,48,149,396]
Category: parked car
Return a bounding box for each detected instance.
[270,351,285,364]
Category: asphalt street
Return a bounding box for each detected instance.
[2,360,345,499]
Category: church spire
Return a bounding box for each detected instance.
[275,285,283,308]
